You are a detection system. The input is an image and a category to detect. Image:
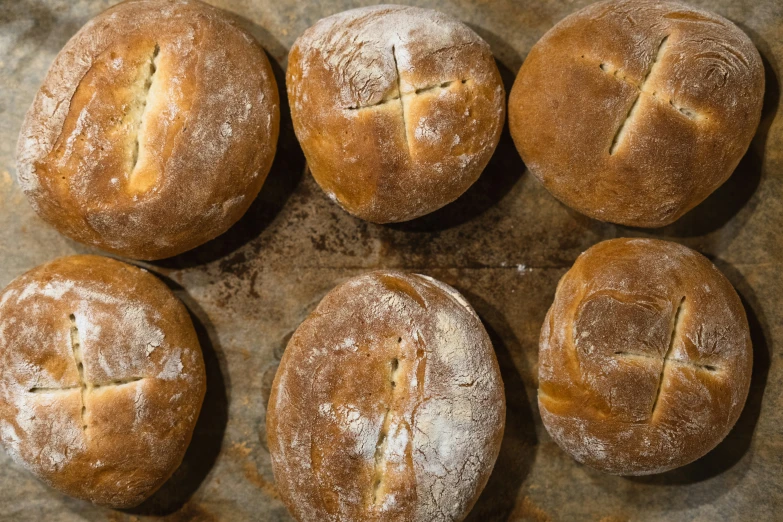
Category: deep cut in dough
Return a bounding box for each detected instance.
[509,0,764,227]
[267,271,505,521]
[17,0,280,260]
[539,238,752,475]
[287,5,505,223]
[0,255,205,507]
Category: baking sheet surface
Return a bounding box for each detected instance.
[0,0,781,520]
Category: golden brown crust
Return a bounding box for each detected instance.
[287,5,505,223]
[509,0,764,227]
[0,256,206,507]
[17,0,280,260]
[539,238,752,475]
[267,271,505,521]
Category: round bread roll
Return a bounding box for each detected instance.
[509,0,764,227]
[539,238,752,475]
[16,0,280,260]
[267,271,505,521]
[287,5,505,223]
[0,255,206,507]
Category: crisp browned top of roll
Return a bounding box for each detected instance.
[0,256,205,507]
[509,0,764,227]
[539,238,752,475]
[267,271,505,521]
[17,0,280,260]
[287,5,505,223]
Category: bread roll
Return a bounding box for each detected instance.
[16,0,280,260]
[287,5,505,223]
[509,0,764,227]
[267,271,505,521]
[0,256,206,507]
[539,238,752,474]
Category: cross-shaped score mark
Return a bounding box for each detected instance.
[585,35,702,155]
[27,314,145,431]
[612,297,720,421]
[345,45,470,153]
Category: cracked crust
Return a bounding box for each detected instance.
[539,238,752,475]
[509,0,764,227]
[16,0,280,260]
[287,5,505,223]
[0,256,206,507]
[267,271,505,521]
